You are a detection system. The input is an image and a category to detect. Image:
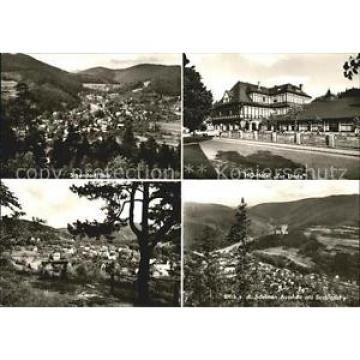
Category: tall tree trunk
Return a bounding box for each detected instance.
[137,243,150,305]
[137,183,151,305]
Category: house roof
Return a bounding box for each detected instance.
[297,94,360,120]
[224,81,311,102]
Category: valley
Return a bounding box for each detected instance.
[0,218,180,307]
[184,194,360,306]
[1,54,181,179]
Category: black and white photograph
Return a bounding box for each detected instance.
[1,0,360,359]
[1,53,181,179]
[0,180,181,306]
[184,180,360,307]
[184,53,360,180]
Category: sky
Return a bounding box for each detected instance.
[1,180,143,228]
[188,53,356,100]
[183,180,359,208]
[30,53,181,72]
[2,180,358,226]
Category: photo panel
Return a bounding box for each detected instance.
[0,53,181,179]
[183,53,360,180]
[0,179,181,307]
[183,180,360,307]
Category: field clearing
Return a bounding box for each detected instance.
[304,227,359,250]
[157,121,181,134]
[254,247,315,270]
[316,235,359,250]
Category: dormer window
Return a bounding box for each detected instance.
[223,91,230,103]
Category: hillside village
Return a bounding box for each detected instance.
[0,218,179,306]
[184,195,360,307]
[3,80,181,146]
[1,54,181,179]
[7,233,174,279]
[185,249,359,307]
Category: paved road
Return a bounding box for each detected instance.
[200,139,360,179]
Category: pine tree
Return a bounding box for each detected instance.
[226,198,251,306]
[184,250,206,306]
[185,227,222,306]
[0,181,24,217]
[68,181,181,306]
[0,182,25,256]
[121,122,138,160]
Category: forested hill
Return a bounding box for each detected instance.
[185,194,359,251]
[1,53,82,109]
[1,54,180,110]
[78,63,181,96]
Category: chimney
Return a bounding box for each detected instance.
[257,81,261,90]
[299,84,303,91]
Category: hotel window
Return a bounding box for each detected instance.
[340,124,353,132]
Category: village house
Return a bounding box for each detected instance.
[1,80,18,100]
[274,224,289,236]
[271,89,360,133]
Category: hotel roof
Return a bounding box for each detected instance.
[224,81,312,103]
[297,93,360,120]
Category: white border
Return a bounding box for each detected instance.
[1,0,360,359]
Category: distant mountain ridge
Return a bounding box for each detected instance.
[1,53,180,109]
[78,63,181,95]
[249,194,359,228]
[1,53,82,109]
[185,194,360,251]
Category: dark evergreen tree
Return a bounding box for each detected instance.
[226,198,251,306]
[121,122,138,160]
[67,181,181,306]
[1,82,40,176]
[158,144,172,169]
[7,83,38,129]
[183,54,213,131]
[0,182,24,216]
[0,182,25,255]
[185,227,222,306]
[140,137,158,168]
[25,126,48,169]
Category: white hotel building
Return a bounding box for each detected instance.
[210,81,312,131]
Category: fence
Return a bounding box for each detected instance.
[220,130,360,150]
